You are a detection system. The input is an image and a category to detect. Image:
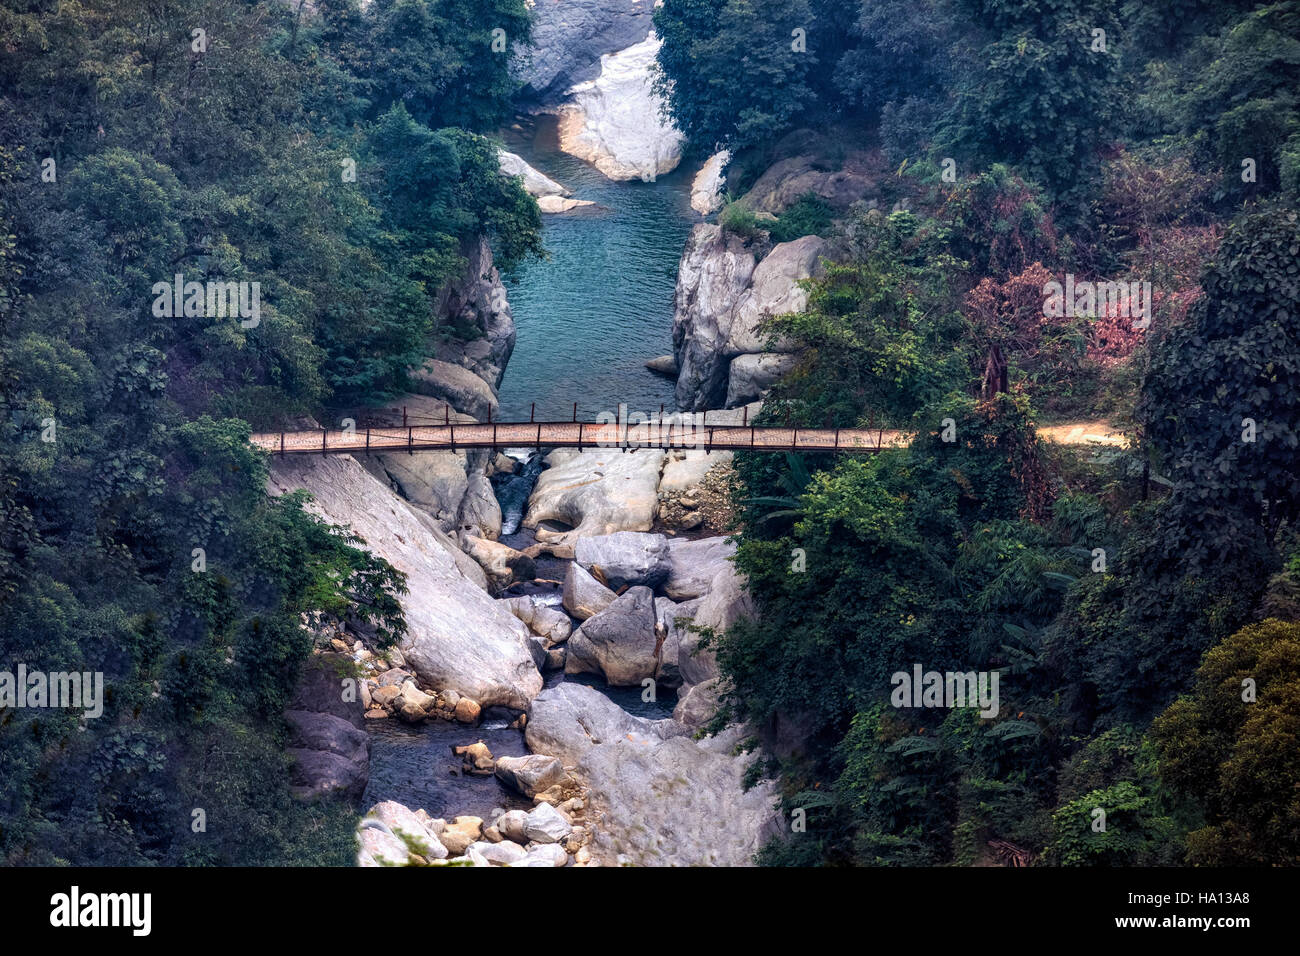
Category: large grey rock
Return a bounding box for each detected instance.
[461,535,535,591]
[365,450,471,532]
[363,801,448,860]
[357,824,415,867]
[691,150,731,216]
[515,0,654,105]
[673,676,723,730]
[287,653,370,801]
[526,447,666,543]
[510,843,570,867]
[498,596,573,644]
[557,34,684,182]
[671,224,823,410]
[288,747,370,803]
[469,839,527,865]
[578,725,780,866]
[562,561,617,621]
[455,472,502,541]
[663,536,736,601]
[741,152,880,216]
[574,531,672,590]
[410,359,499,422]
[498,149,570,198]
[565,586,659,686]
[270,455,542,709]
[677,560,754,689]
[725,352,799,407]
[524,682,685,766]
[494,754,567,798]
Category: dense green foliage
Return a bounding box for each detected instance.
[657,0,1300,866]
[657,0,1300,212]
[0,0,540,865]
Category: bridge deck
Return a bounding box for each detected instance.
[250,418,1125,458]
[250,421,910,456]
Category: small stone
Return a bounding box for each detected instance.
[363,708,388,719]
[454,697,481,724]
[439,816,484,856]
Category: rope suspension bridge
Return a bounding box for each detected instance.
[250,401,1125,459]
[250,402,909,457]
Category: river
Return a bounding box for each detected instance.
[360,118,695,819]
[494,115,696,422]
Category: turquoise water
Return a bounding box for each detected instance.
[496,117,696,421]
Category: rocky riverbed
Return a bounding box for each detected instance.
[266,0,898,868]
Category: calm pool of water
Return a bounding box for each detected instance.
[496,116,697,422]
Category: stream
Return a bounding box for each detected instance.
[360,118,697,820]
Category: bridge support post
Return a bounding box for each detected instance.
[577,422,583,451]
[280,431,285,457]
[408,426,413,455]
[321,428,326,456]
[366,429,371,456]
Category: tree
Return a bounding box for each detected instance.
[1151,618,1300,864]
[654,0,817,152]
[1140,206,1300,545]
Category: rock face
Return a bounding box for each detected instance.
[431,236,516,390]
[672,225,825,409]
[287,653,370,802]
[515,0,654,106]
[723,235,825,356]
[524,682,685,766]
[269,455,542,710]
[671,225,758,410]
[691,150,731,215]
[578,725,779,866]
[574,531,672,590]
[524,447,666,543]
[565,586,659,686]
[740,151,881,216]
[557,34,684,182]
